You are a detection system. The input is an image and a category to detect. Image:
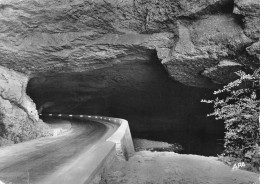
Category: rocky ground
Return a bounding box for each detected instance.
[101,151,260,184]
[133,138,183,152]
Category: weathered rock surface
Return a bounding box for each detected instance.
[247,41,260,61]
[0,66,50,145]
[201,60,242,84]
[233,0,260,66]
[0,0,257,87]
[234,0,260,39]
[163,14,253,87]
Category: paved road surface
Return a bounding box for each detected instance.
[0,118,118,184]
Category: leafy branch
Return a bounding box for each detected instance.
[202,68,260,170]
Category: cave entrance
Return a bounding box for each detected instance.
[27,53,224,156]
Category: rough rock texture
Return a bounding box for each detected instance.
[234,0,260,64]
[0,0,258,87]
[0,66,51,145]
[164,14,254,87]
[201,60,242,84]
[247,41,260,61]
[234,0,260,39]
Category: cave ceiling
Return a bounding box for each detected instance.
[0,0,259,88]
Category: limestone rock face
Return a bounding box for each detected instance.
[247,41,260,61]
[234,0,260,39]
[0,66,50,145]
[163,14,253,87]
[234,0,260,66]
[0,0,257,88]
[201,60,242,84]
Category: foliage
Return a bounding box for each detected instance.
[202,68,260,171]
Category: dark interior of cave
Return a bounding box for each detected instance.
[27,53,225,156]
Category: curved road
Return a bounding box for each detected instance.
[0,117,118,184]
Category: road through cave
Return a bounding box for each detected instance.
[27,58,225,156]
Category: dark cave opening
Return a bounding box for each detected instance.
[27,54,225,156]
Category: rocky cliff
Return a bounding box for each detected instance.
[0,66,50,145]
[0,0,258,86]
[0,0,259,144]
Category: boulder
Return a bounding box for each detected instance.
[0,66,51,145]
[234,0,260,39]
[163,15,253,87]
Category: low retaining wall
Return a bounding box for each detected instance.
[88,116,135,160]
[40,114,135,184]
